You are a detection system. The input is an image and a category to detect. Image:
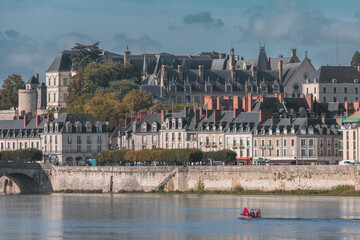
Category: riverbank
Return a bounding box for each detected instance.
[52,185,360,196]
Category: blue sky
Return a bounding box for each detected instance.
[1,0,360,82]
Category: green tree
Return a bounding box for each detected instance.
[351,51,360,67]
[70,42,102,71]
[150,102,165,112]
[122,89,153,116]
[85,92,129,130]
[105,80,139,101]
[0,74,25,109]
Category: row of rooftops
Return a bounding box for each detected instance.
[0,113,109,139]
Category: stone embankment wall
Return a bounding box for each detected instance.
[49,165,360,192]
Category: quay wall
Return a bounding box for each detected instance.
[49,165,360,192]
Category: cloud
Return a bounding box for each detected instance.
[240,0,360,46]
[0,30,95,83]
[182,12,224,29]
[111,33,162,53]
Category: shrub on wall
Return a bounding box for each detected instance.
[203,149,237,164]
[0,149,42,163]
[98,150,129,165]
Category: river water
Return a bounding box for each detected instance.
[0,194,359,240]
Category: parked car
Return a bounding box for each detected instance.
[339,160,355,165]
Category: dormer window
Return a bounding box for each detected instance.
[276,128,280,135]
[55,124,58,132]
[44,123,48,133]
[178,119,182,129]
[355,79,359,83]
[332,79,337,83]
[172,119,176,129]
[152,123,157,132]
[284,128,288,135]
[96,123,102,133]
[142,123,147,132]
[75,123,82,133]
[261,129,265,135]
[49,123,53,133]
[269,129,273,135]
[291,128,295,134]
[85,122,92,133]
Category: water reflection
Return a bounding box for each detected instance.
[0,194,359,239]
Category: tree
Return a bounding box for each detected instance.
[70,42,102,71]
[351,51,360,68]
[105,80,139,101]
[85,92,129,130]
[150,102,165,112]
[0,74,24,109]
[122,89,153,116]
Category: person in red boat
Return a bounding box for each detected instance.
[243,207,249,216]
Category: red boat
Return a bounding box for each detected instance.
[241,215,254,219]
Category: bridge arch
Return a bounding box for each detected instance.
[1,173,40,194]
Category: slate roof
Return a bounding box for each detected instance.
[47,50,73,72]
[309,66,360,83]
[53,113,97,124]
[27,75,39,85]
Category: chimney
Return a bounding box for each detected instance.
[278,93,284,103]
[321,113,326,125]
[184,107,188,118]
[204,96,214,110]
[178,65,183,81]
[216,97,221,110]
[251,66,257,81]
[47,113,50,123]
[161,65,167,87]
[358,65,360,72]
[259,109,273,123]
[278,60,283,83]
[124,45,131,64]
[233,108,241,118]
[125,118,131,127]
[132,121,137,133]
[230,65,236,81]
[354,101,360,112]
[242,95,248,112]
[233,96,240,110]
[194,108,200,125]
[247,92,252,112]
[300,94,305,98]
[24,115,27,128]
[199,107,203,116]
[289,114,293,124]
[119,119,125,129]
[206,109,214,120]
[259,94,265,103]
[161,109,165,122]
[214,109,221,122]
[36,115,40,127]
[306,93,313,110]
[291,48,296,57]
[199,65,204,81]
[139,110,148,122]
[35,73,39,81]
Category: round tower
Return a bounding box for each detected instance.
[18,74,39,114]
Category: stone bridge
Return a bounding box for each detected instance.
[1,163,360,194]
[0,162,53,194]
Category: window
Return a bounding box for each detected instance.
[200,137,203,146]
[166,133,169,142]
[152,135,157,144]
[309,139,314,147]
[142,135,147,144]
[179,133,182,141]
[254,149,258,157]
[19,143,22,149]
[64,78,68,86]
[306,88,308,94]
[219,136,223,145]
[344,97,347,102]
[87,136,92,144]
[356,88,359,94]
[77,145,81,153]
[261,139,265,147]
[87,125,92,133]
[301,139,306,147]
[323,87,326,93]
[314,88,316,93]
[53,93,56,102]
[291,149,295,156]
[212,136,216,144]
[97,136,102,144]
[67,136,72,144]
[276,139,279,147]
[283,149,287,156]
[77,136,81,144]
[291,139,295,147]
[36,142,39,148]
[333,97,337,102]
[48,94,51,102]
[327,139,331,146]
[54,77,56,85]
[87,145,91,152]
[301,149,306,156]
[268,139,272,147]
[31,142,33,148]
[327,149,331,156]
[284,139,287,147]
[276,149,280,156]
[323,97,326,102]
[207,137,210,146]
[333,87,337,93]
[354,132,356,140]
[254,140,257,147]
[97,145,102,152]
[344,87,348,93]
[76,125,81,133]
[25,142,27,149]
[55,136,58,144]
[309,149,314,156]
[172,133,175,141]
[269,149,272,156]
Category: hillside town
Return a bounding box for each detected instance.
[1,45,360,166]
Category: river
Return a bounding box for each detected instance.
[0,193,359,239]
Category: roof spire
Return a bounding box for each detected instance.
[305,50,308,59]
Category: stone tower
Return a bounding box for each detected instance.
[18,74,39,114]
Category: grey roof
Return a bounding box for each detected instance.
[257,47,271,70]
[282,62,302,85]
[309,66,360,83]
[27,75,39,85]
[0,120,26,130]
[211,59,226,70]
[47,50,73,72]
[53,113,97,124]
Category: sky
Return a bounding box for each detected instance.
[0,0,360,83]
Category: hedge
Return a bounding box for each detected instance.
[95,149,236,165]
[0,149,42,163]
